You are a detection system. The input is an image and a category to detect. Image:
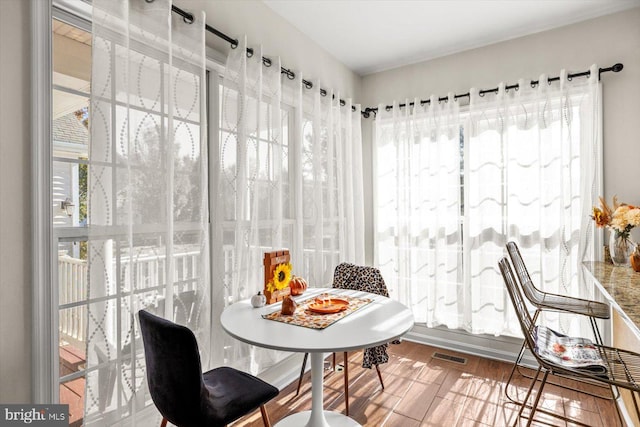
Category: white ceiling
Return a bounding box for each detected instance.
[262,0,640,75]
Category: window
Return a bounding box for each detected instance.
[52,18,91,425]
[374,83,601,337]
[52,15,209,423]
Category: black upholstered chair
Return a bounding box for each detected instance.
[138,310,279,427]
[295,263,394,415]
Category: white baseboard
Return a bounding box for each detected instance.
[403,324,538,366]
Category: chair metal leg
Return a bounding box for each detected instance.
[507,311,612,403]
[343,352,349,416]
[513,368,597,427]
[375,364,384,390]
[296,352,309,396]
[632,390,640,421]
[504,341,528,404]
[333,352,336,371]
[525,370,549,427]
[608,385,626,427]
[260,404,272,427]
[160,418,168,427]
[505,310,540,403]
[589,316,605,346]
[515,366,541,426]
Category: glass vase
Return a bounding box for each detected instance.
[609,232,634,266]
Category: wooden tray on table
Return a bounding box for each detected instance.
[307,298,350,314]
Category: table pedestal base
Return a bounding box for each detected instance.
[274,352,362,427]
[275,411,361,427]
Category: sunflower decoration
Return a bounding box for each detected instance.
[267,262,292,293]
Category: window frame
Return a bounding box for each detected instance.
[32,0,56,404]
[33,1,95,405]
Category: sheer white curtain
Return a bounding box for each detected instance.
[289,74,366,284]
[467,66,601,337]
[212,37,364,374]
[375,95,463,327]
[375,67,601,337]
[86,0,208,425]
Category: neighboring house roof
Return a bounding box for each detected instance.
[53,112,88,145]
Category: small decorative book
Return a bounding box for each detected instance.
[263,250,291,304]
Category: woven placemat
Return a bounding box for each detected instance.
[262,294,372,329]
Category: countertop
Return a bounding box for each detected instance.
[583,261,640,338]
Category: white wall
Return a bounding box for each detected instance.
[179,0,362,101]
[361,7,640,263]
[0,0,32,403]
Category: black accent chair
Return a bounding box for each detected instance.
[138,310,279,427]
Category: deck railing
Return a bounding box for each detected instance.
[58,252,88,343]
[58,245,338,343]
[58,249,203,344]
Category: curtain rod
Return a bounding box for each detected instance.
[169,4,623,120]
[169,4,359,114]
[362,63,624,118]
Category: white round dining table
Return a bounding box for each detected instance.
[220,287,414,427]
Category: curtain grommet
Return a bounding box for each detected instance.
[281,69,295,80]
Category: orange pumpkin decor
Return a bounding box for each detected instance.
[289,275,308,296]
[280,295,297,315]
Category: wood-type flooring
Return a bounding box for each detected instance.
[234,341,622,427]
